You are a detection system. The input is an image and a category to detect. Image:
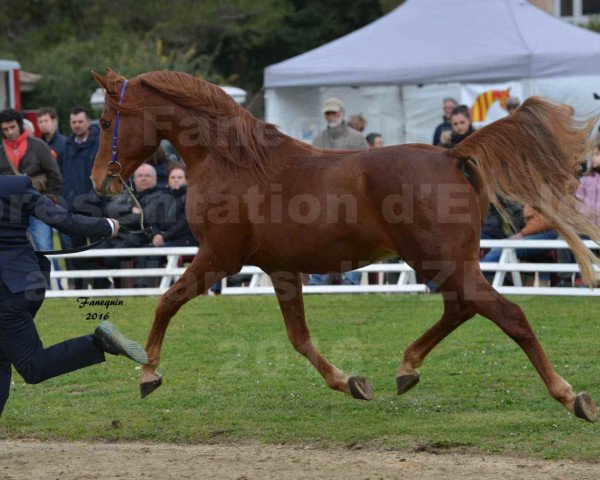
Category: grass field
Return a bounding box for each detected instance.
[0,294,599,461]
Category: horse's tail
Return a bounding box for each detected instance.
[449,96,600,287]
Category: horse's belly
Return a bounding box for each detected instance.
[249,239,396,274]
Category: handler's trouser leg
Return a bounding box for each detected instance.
[0,281,105,417]
[0,349,11,416]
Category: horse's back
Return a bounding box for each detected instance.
[262,145,483,268]
[344,145,484,264]
[288,144,452,183]
[293,144,466,194]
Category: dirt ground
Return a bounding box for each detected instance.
[1,440,600,480]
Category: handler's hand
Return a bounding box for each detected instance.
[109,219,120,238]
[153,234,164,247]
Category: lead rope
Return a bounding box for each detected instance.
[115,175,145,232]
[37,176,145,255]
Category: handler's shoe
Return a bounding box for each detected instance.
[94,321,148,364]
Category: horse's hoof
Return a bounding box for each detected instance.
[574,392,597,423]
[140,374,163,399]
[348,376,373,400]
[396,372,420,395]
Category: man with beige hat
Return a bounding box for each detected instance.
[310,98,367,287]
[312,97,368,151]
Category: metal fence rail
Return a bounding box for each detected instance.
[45,240,600,298]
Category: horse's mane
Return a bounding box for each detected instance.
[104,70,285,177]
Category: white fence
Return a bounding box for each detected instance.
[45,240,600,298]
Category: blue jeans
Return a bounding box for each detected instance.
[481,231,558,281]
[28,217,53,251]
[309,271,362,286]
[29,217,60,272]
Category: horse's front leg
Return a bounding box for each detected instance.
[140,253,230,398]
[270,271,373,400]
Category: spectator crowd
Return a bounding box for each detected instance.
[0,106,194,290]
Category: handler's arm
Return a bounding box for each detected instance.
[23,180,115,239]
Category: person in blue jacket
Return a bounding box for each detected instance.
[0,175,148,418]
[59,107,108,288]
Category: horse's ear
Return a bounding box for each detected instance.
[92,70,108,89]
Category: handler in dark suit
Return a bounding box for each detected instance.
[0,175,148,417]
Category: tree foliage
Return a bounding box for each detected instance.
[0,0,403,122]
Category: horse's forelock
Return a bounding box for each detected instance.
[101,73,144,113]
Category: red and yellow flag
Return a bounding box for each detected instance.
[470,88,511,122]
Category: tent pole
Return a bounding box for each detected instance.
[398,85,407,145]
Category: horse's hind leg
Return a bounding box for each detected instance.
[397,292,476,394]
[140,253,230,398]
[269,271,373,400]
[473,276,597,422]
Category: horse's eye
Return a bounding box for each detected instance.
[100,120,110,129]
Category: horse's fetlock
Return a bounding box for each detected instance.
[551,382,575,404]
[402,350,421,369]
[327,378,347,392]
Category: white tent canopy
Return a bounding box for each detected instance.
[265,0,600,87]
[264,0,600,146]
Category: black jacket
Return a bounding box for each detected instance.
[104,186,168,246]
[60,125,102,212]
[441,127,475,149]
[0,176,111,293]
[481,200,525,239]
[151,185,196,244]
[432,119,452,146]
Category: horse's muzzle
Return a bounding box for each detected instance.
[91,174,121,196]
[100,174,114,196]
[94,161,124,196]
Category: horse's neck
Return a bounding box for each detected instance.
[162,122,212,175]
[169,143,211,179]
[161,102,311,174]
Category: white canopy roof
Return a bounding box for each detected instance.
[265,0,600,87]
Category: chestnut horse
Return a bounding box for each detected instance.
[91,69,600,422]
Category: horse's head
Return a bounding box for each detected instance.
[90,68,159,196]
